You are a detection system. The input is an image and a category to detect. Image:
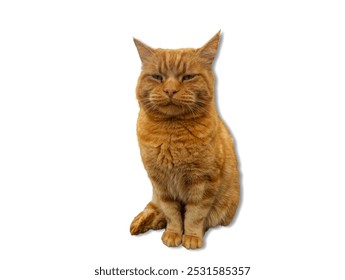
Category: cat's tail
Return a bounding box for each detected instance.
[130,202,166,235]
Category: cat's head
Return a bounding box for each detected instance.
[134,32,220,119]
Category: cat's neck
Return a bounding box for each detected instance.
[140,103,217,123]
[139,106,218,133]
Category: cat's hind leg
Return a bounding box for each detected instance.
[130,202,166,235]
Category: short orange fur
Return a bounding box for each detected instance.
[130,32,240,249]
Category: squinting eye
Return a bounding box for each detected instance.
[151,74,163,82]
[182,74,196,82]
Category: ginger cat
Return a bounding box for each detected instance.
[130,32,240,249]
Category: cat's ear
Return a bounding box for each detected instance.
[133,38,155,65]
[197,31,221,65]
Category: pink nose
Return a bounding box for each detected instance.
[163,88,178,97]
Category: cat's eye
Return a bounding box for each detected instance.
[151,74,163,82]
[182,74,196,82]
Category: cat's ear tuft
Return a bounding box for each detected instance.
[133,38,155,64]
[197,31,221,66]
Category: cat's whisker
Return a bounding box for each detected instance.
[186,104,197,120]
[142,99,160,114]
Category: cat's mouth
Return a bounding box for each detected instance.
[149,95,195,116]
[154,99,186,116]
[159,99,179,107]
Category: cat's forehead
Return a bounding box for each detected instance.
[148,48,199,73]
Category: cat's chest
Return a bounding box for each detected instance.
[137,118,215,170]
[137,119,220,199]
[140,133,202,169]
[154,141,200,169]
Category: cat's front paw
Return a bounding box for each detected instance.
[161,231,182,247]
[182,235,203,249]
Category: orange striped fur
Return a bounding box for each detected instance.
[130,32,240,249]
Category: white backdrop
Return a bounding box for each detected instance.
[1,1,344,279]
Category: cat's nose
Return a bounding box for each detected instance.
[163,87,179,98]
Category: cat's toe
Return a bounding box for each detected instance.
[161,231,182,247]
[182,235,203,249]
